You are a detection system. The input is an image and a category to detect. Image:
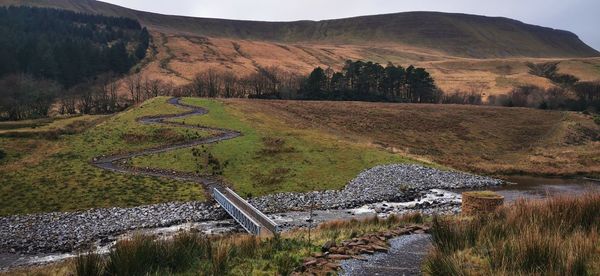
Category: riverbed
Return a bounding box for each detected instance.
[1,176,598,271]
[339,176,600,275]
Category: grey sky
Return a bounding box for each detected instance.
[103,0,600,50]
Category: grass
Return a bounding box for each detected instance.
[223,99,600,177]
[463,190,503,199]
[0,97,209,216]
[423,193,600,275]
[132,97,416,197]
[6,214,424,276]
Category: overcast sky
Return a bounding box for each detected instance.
[103,0,600,50]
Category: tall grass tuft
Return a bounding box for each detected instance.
[423,193,600,275]
[104,235,161,276]
[209,240,233,275]
[74,252,105,276]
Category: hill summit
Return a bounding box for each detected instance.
[1,0,598,58]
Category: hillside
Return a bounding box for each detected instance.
[1,0,598,58]
[1,97,598,215]
[2,0,600,96]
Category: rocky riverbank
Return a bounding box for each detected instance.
[0,164,502,256]
[0,202,226,254]
[251,164,502,212]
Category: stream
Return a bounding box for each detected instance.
[1,176,598,272]
[340,176,600,275]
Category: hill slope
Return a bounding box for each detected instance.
[1,0,598,58]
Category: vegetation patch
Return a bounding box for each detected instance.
[132,98,415,197]
[0,97,208,216]
[462,190,502,199]
[423,193,600,275]
[16,214,427,275]
[258,137,296,156]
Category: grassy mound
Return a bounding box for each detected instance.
[0,97,207,216]
[132,98,415,197]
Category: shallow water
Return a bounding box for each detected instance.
[340,234,431,276]
[476,176,600,202]
[340,176,600,275]
[3,176,598,271]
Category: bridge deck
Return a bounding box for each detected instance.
[212,187,279,236]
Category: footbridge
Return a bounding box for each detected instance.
[212,187,280,236]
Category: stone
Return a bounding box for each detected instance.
[327,254,352,260]
[322,240,336,252]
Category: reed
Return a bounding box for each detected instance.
[423,193,600,275]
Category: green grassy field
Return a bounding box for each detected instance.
[132,98,416,197]
[0,97,208,216]
[0,97,415,216]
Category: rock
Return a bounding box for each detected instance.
[327,254,352,260]
[322,240,336,252]
[372,245,388,252]
[303,260,317,266]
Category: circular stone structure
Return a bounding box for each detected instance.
[461,191,504,215]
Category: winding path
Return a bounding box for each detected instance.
[91,97,241,191]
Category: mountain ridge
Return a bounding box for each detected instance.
[1,0,598,58]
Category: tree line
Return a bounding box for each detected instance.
[0,7,149,120]
[166,61,440,103]
[488,62,600,111]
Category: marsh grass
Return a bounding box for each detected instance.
[73,214,424,275]
[424,193,600,275]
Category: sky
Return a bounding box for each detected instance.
[102,0,600,50]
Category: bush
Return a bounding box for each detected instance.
[0,149,5,160]
[594,115,600,126]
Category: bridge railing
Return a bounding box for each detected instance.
[213,188,262,235]
[224,188,280,234]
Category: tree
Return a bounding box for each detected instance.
[302,67,327,99]
[0,74,61,120]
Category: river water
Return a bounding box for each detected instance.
[2,176,598,272]
[341,176,600,275]
[485,176,600,202]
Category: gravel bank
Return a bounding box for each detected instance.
[251,164,502,212]
[0,202,226,254]
[0,164,501,255]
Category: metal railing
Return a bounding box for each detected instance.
[213,188,262,235]
[224,188,280,234]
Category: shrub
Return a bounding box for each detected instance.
[0,149,5,160]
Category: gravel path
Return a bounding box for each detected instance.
[340,234,432,276]
[91,97,241,190]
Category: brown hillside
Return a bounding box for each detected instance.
[2,0,600,96]
[226,99,600,176]
[2,0,598,58]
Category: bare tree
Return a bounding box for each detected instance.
[125,73,143,104]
